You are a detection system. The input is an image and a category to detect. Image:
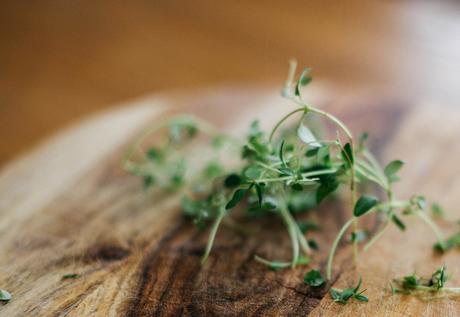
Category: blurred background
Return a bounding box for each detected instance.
[1,1,460,166]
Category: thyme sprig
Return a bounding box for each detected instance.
[391,266,460,298]
[125,60,450,304]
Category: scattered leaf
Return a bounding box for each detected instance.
[353,196,378,217]
[304,269,325,287]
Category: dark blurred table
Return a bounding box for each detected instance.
[1,0,460,166]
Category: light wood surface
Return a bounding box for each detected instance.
[0,87,459,316]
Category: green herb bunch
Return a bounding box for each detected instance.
[124,60,447,287]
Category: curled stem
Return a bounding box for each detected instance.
[269,107,306,143]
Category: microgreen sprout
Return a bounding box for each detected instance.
[330,276,368,304]
[125,60,452,305]
[434,231,460,253]
[391,266,460,298]
[304,269,325,287]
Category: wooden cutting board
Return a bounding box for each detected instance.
[1,86,460,316]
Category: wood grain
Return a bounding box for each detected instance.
[0,88,459,316]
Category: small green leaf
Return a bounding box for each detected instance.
[341,143,354,166]
[224,174,241,188]
[430,266,447,290]
[304,269,325,287]
[353,196,378,217]
[353,276,363,292]
[291,183,303,191]
[255,183,264,207]
[305,147,320,157]
[384,160,404,181]
[62,273,80,279]
[0,289,11,302]
[211,135,225,148]
[358,132,369,150]
[340,288,355,301]
[262,201,277,210]
[308,239,319,250]
[316,175,339,204]
[354,294,368,302]
[279,166,295,177]
[433,231,460,253]
[297,119,321,147]
[143,175,155,189]
[295,68,312,96]
[203,161,224,179]
[431,203,445,218]
[392,214,406,231]
[296,256,311,266]
[243,165,263,180]
[279,140,287,167]
[402,274,419,290]
[298,221,320,233]
[330,288,341,301]
[226,188,248,210]
[146,147,163,162]
[414,196,426,210]
[351,230,368,243]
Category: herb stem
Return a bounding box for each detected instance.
[355,161,388,189]
[415,211,445,248]
[201,206,226,264]
[326,217,356,280]
[269,107,307,143]
[363,217,391,252]
[307,106,353,141]
[295,222,312,255]
[362,150,388,186]
[279,204,300,267]
[254,255,291,269]
[253,168,337,184]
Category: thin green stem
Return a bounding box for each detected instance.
[363,217,391,252]
[201,206,226,264]
[306,105,359,263]
[356,161,388,189]
[254,168,337,184]
[269,107,306,143]
[307,106,353,140]
[294,222,312,255]
[326,217,356,280]
[279,205,300,268]
[362,149,388,185]
[254,255,292,269]
[415,211,445,248]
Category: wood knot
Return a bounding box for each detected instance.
[85,244,130,263]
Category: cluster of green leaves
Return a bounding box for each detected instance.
[125,61,453,305]
[330,277,368,304]
[304,269,325,287]
[391,266,450,294]
[434,231,460,253]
